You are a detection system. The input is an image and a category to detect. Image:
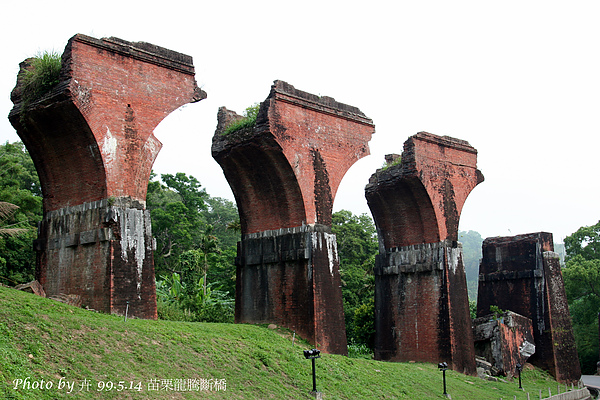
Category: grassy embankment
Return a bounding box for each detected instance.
[0,285,566,399]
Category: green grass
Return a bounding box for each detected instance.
[0,285,568,399]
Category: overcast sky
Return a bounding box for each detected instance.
[1,1,598,243]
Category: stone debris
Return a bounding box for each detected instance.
[15,280,46,297]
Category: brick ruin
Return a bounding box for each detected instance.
[6,33,583,379]
[365,132,484,375]
[477,233,581,383]
[212,80,375,354]
[8,34,205,318]
[473,311,536,379]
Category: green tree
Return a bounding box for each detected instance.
[198,226,220,297]
[146,172,209,276]
[147,173,236,323]
[202,196,240,249]
[0,142,42,285]
[332,210,378,349]
[562,220,600,374]
[565,221,600,263]
[200,197,238,296]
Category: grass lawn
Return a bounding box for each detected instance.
[0,285,571,399]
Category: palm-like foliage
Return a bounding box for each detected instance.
[0,202,31,238]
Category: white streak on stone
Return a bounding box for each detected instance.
[324,232,338,276]
[118,208,146,299]
[311,232,338,276]
[102,127,118,174]
[447,246,461,274]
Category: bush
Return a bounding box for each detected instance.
[156,299,195,322]
[156,273,234,323]
[347,342,373,359]
[352,298,375,348]
[21,51,62,103]
[223,103,260,135]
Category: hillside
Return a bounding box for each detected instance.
[0,285,563,399]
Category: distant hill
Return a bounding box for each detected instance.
[459,230,484,300]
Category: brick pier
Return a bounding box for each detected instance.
[9,34,205,318]
[212,81,374,354]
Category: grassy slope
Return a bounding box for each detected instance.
[0,285,564,400]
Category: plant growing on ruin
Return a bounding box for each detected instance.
[380,155,402,172]
[490,305,506,320]
[20,51,62,104]
[223,103,260,135]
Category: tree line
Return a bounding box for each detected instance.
[1,141,598,368]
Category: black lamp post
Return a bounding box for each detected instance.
[438,362,449,397]
[516,363,523,389]
[303,349,321,393]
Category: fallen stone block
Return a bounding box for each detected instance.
[15,280,46,297]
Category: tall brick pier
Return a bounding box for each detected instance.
[365,132,483,374]
[8,34,205,318]
[477,233,581,383]
[212,81,375,354]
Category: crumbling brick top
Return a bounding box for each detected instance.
[212,80,374,233]
[366,132,479,189]
[76,34,196,75]
[212,80,374,150]
[268,80,373,125]
[482,232,553,246]
[365,131,483,247]
[412,131,477,153]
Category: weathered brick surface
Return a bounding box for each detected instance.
[9,34,205,318]
[366,132,484,247]
[477,233,581,383]
[213,81,374,354]
[213,80,374,233]
[10,34,205,211]
[366,132,483,375]
[542,252,582,383]
[473,311,535,378]
[236,225,346,354]
[373,240,476,374]
[34,198,157,317]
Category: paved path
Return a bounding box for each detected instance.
[582,375,600,389]
[582,375,600,398]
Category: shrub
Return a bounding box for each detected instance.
[223,103,260,135]
[347,342,373,359]
[156,299,196,322]
[156,273,234,323]
[352,298,375,348]
[380,155,402,172]
[21,51,62,103]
